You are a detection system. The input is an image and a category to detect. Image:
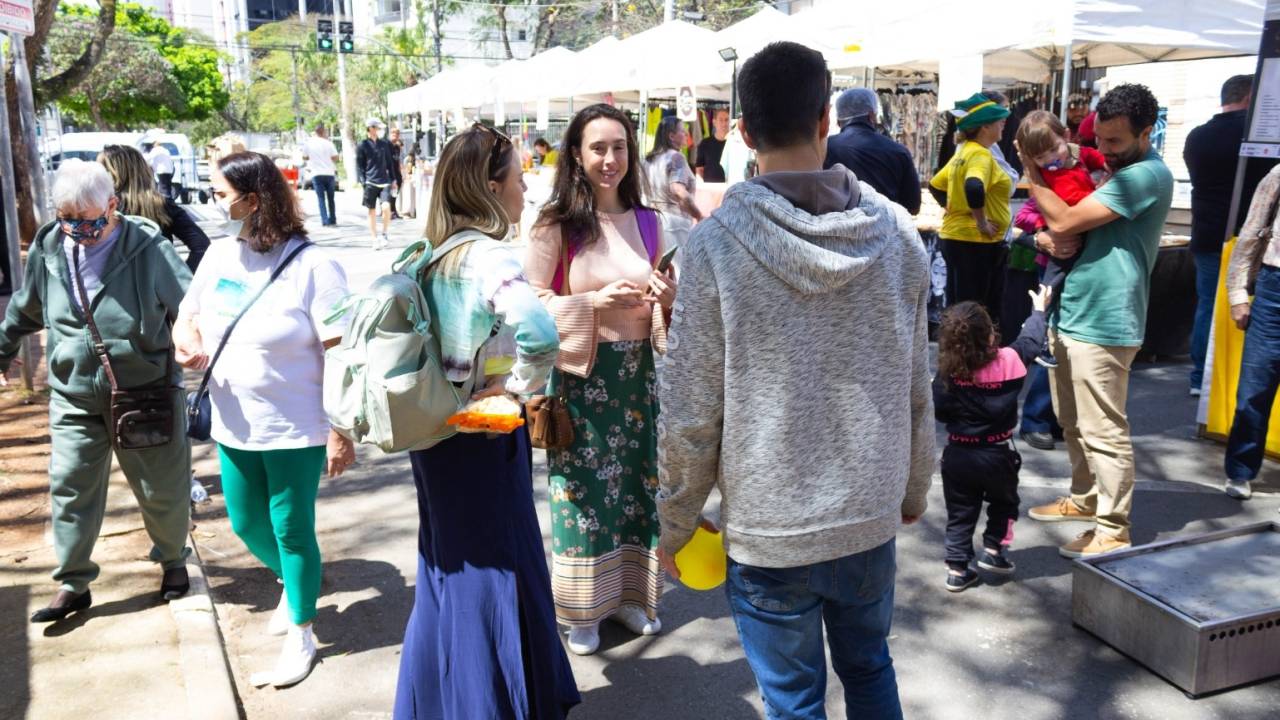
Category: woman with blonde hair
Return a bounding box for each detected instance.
[393,124,578,720]
[99,144,210,270]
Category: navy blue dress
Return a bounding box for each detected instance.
[394,428,580,719]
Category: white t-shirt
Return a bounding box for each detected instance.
[303,136,339,176]
[180,236,349,450]
[146,145,175,175]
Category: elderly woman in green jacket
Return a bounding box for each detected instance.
[0,159,194,623]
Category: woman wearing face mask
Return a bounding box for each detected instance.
[525,104,677,656]
[393,124,578,719]
[0,159,194,622]
[172,151,354,688]
[644,115,703,248]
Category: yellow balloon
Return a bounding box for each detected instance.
[674,527,727,591]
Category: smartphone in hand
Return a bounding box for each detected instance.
[657,246,679,273]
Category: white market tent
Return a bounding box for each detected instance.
[386,0,1267,125]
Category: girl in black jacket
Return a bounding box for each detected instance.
[100,144,209,271]
[934,287,1048,592]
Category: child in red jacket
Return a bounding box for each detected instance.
[1014,110,1110,367]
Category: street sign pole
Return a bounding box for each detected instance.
[334,1,357,188]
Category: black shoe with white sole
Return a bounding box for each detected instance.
[977,549,1016,575]
[945,567,980,593]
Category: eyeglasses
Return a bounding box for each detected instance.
[472,122,512,179]
[57,213,110,242]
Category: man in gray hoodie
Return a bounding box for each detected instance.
[656,41,934,719]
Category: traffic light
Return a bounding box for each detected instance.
[339,21,354,54]
[317,19,334,52]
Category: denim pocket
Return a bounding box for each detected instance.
[853,539,897,603]
[729,561,814,615]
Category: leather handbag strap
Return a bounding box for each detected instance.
[192,241,312,401]
[72,243,120,391]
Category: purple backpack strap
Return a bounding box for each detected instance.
[636,208,659,264]
[552,208,659,294]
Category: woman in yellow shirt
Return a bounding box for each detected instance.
[930,93,1012,320]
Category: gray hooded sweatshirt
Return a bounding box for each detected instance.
[656,166,935,569]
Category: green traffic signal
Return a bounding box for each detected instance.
[339,38,354,53]
[318,36,334,51]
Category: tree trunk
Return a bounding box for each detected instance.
[496,6,513,60]
[35,0,117,104]
[5,0,117,247]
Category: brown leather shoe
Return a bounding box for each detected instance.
[1059,530,1131,558]
[1028,497,1095,522]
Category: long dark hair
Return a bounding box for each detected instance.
[216,151,307,252]
[646,116,684,161]
[536,104,648,246]
[937,301,999,385]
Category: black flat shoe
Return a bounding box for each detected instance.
[161,566,190,601]
[31,589,92,623]
[1020,431,1055,451]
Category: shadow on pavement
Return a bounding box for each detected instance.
[40,590,163,637]
[579,655,760,717]
[0,585,30,719]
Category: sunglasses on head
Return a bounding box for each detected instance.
[472,123,512,179]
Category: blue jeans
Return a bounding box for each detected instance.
[313,174,337,225]
[1226,265,1280,481]
[1190,251,1222,390]
[1020,363,1062,436]
[726,539,902,720]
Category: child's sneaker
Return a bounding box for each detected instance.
[1035,346,1058,368]
[944,565,980,593]
[977,548,1016,575]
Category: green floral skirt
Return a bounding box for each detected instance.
[547,340,663,627]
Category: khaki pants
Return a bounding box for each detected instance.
[1048,332,1139,541]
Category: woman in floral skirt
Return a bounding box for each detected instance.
[526,104,677,656]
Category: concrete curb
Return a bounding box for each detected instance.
[170,534,240,720]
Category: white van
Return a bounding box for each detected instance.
[46,131,142,167]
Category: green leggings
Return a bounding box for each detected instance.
[218,444,326,625]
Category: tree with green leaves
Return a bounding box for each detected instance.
[51,3,229,126]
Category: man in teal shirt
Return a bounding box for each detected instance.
[1018,84,1173,558]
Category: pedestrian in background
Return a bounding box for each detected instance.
[303,123,340,227]
[393,123,579,720]
[657,42,933,718]
[143,139,177,200]
[357,118,401,250]
[173,151,354,688]
[695,107,731,183]
[1223,163,1280,502]
[825,87,922,214]
[389,126,405,220]
[645,115,703,248]
[526,103,676,656]
[99,144,210,271]
[934,288,1048,592]
[1184,74,1277,396]
[0,160,194,623]
[929,93,1013,323]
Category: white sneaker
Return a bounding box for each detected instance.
[609,605,661,636]
[1225,479,1253,500]
[250,623,316,688]
[566,624,600,655]
[380,232,391,249]
[267,587,290,637]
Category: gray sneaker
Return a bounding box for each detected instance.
[1225,479,1252,500]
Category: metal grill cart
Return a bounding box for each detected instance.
[1072,522,1280,697]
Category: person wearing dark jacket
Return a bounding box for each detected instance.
[933,288,1048,592]
[1184,74,1279,395]
[825,88,921,214]
[356,118,402,249]
[100,144,210,270]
